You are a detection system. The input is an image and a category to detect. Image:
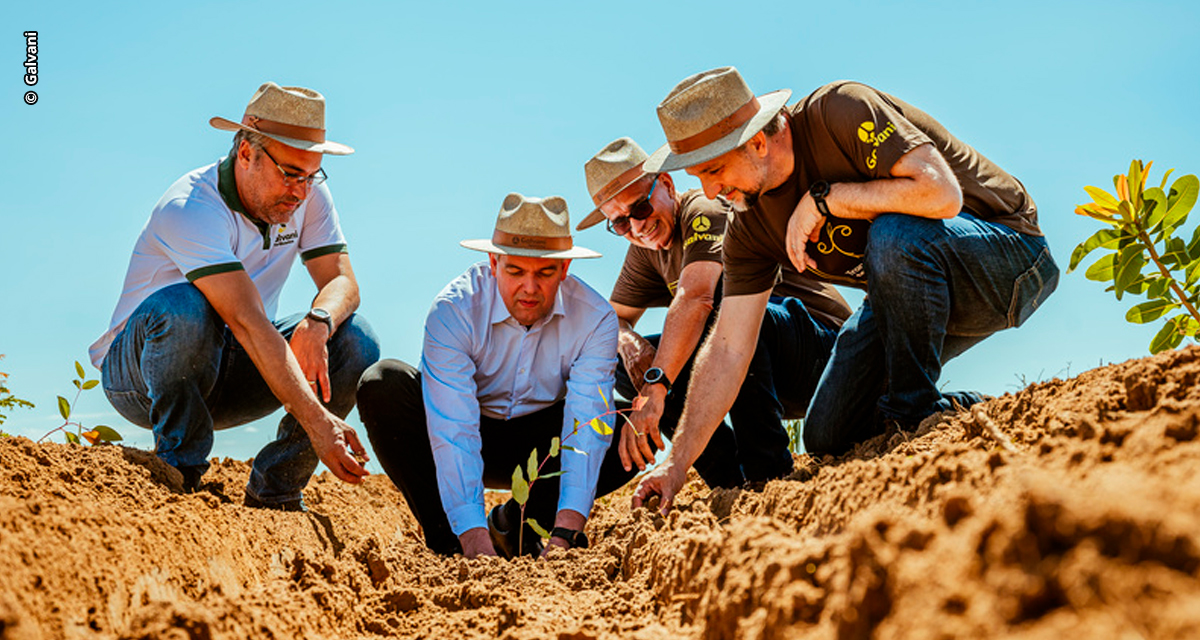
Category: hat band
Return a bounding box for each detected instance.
[242,114,326,143]
[668,97,761,154]
[492,230,574,251]
[592,163,647,206]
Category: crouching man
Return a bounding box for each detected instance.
[90,82,380,510]
[358,194,636,558]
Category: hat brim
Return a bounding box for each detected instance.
[459,239,601,259]
[576,169,652,231]
[642,89,791,174]
[209,117,355,155]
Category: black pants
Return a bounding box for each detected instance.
[357,359,637,556]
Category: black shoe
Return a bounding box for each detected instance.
[487,501,542,559]
[176,466,204,494]
[244,494,308,512]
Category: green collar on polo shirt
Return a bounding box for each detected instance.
[218,156,272,250]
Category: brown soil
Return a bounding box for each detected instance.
[4,347,1200,639]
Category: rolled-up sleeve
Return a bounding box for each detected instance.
[421,298,487,536]
[556,304,619,518]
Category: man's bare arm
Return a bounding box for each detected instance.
[292,253,361,402]
[193,271,368,483]
[632,290,770,512]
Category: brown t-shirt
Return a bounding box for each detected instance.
[724,81,1042,295]
[611,190,850,330]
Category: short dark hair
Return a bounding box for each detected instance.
[230,130,271,157]
[760,111,786,138]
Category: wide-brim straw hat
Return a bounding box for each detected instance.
[210,82,354,155]
[461,193,601,259]
[643,67,790,174]
[577,137,652,231]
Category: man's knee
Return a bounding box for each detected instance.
[329,314,382,376]
[357,359,422,422]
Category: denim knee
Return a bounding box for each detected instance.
[128,283,224,390]
[328,314,382,380]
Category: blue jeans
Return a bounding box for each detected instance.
[615,297,839,485]
[803,213,1059,455]
[101,283,380,503]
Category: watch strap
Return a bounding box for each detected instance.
[306,308,334,336]
[550,527,589,549]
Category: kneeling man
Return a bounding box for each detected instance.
[358,194,633,558]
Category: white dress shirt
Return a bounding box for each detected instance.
[421,261,619,535]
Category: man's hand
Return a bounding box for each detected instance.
[619,385,667,472]
[459,527,498,559]
[306,414,370,484]
[540,509,586,559]
[617,328,656,393]
[786,193,825,274]
[631,458,686,515]
[289,318,332,403]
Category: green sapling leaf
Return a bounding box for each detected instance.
[549,436,560,457]
[72,380,81,390]
[527,449,539,482]
[526,518,551,540]
[588,416,613,436]
[561,445,587,456]
[1150,315,1188,354]
[75,361,85,379]
[1068,228,1121,272]
[538,470,566,479]
[64,431,80,445]
[1085,254,1116,282]
[1084,185,1120,211]
[511,466,529,505]
[1126,299,1178,324]
[1165,175,1199,234]
[92,425,122,442]
[82,380,99,391]
[57,396,70,420]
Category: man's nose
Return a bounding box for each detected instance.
[699,177,722,200]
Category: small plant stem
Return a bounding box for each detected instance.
[1138,229,1200,324]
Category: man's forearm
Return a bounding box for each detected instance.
[669,323,755,470]
[650,294,713,382]
[825,144,963,221]
[311,273,360,330]
[229,318,329,428]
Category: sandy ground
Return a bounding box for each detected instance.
[4,346,1200,639]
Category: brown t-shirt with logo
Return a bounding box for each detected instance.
[724,81,1042,295]
[611,190,850,330]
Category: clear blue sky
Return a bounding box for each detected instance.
[4,1,1198,466]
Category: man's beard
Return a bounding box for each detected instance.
[729,189,760,213]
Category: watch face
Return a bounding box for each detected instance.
[309,308,331,321]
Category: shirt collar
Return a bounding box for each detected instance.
[218,156,272,246]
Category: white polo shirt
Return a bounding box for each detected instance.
[89,157,347,368]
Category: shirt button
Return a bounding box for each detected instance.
[519,368,526,374]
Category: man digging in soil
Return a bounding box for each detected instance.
[358,194,639,559]
[90,83,379,510]
[633,67,1059,511]
[577,137,850,487]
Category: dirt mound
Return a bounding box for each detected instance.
[4,347,1200,639]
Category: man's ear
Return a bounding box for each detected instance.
[489,253,500,275]
[236,139,255,167]
[560,259,571,280]
[658,172,676,199]
[746,131,769,158]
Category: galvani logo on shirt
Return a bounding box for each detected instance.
[692,215,712,232]
[857,120,897,170]
[274,223,299,248]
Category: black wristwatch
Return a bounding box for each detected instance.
[306,307,333,337]
[550,526,589,549]
[809,180,832,217]
[643,367,673,393]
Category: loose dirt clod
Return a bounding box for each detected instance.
[5,346,1200,639]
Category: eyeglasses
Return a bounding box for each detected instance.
[606,176,658,236]
[259,146,328,188]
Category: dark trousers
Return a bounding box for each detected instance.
[616,296,838,486]
[357,359,637,556]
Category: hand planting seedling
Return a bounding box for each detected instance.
[509,385,645,554]
[1070,160,1200,353]
[37,361,122,446]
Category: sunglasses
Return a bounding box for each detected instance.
[606,176,659,236]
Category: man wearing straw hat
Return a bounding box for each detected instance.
[632,68,1058,511]
[578,137,850,487]
[358,194,634,559]
[90,82,379,510]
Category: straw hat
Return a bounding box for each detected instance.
[577,137,653,231]
[461,193,601,259]
[210,82,353,155]
[643,67,790,173]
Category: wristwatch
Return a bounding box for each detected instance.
[643,367,673,393]
[306,307,333,337]
[550,526,589,549]
[809,180,833,217]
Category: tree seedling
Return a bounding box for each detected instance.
[510,385,645,553]
[1070,160,1200,353]
[0,355,35,432]
[37,361,122,446]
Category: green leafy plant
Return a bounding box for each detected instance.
[0,355,35,430]
[510,386,642,553]
[37,361,122,446]
[1070,160,1200,353]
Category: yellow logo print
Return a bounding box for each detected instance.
[857,120,897,170]
[692,215,711,232]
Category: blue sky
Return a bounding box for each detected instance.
[3,1,1198,467]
